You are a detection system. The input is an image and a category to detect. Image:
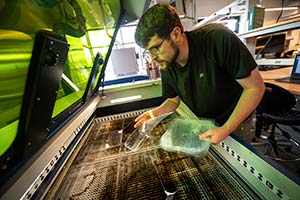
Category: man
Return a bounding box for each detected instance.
[134,3,265,144]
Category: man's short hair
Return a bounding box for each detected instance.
[135,3,183,48]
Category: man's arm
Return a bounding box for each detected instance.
[134,96,180,128]
[200,67,265,144]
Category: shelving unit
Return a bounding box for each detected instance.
[239,17,300,39]
[238,17,300,58]
[255,58,294,66]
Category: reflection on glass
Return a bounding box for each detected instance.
[0,0,120,156]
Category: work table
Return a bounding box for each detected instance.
[260,67,300,95]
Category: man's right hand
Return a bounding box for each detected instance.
[134,96,180,128]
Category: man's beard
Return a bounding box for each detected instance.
[159,40,179,70]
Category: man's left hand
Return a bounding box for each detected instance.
[199,126,230,145]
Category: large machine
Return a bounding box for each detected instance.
[0,0,300,199]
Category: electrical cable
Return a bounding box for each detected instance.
[265,154,300,162]
[255,0,285,59]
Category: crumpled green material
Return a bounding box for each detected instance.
[160,118,216,156]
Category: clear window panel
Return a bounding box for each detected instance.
[0,0,120,156]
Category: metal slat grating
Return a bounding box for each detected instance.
[49,112,256,199]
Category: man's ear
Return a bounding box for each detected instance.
[171,26,182,41]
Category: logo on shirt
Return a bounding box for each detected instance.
[199,73,204,78]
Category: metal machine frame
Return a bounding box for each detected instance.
[1,82,300,199]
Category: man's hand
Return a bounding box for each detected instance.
[134,110,155,128]
[134,96,180,128]
[199,126,231,145]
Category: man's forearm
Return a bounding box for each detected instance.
[223,87,264,134]
[153,96,180,116]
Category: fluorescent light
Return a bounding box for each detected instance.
[265,7,298,12]
[110,95,142,104]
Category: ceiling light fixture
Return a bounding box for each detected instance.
[265,7,298,12]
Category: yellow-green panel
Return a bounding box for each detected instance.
[0,0,121,156]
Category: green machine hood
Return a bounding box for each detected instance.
[0,0,123,156]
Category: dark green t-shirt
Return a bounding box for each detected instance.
[161,23,257,125]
